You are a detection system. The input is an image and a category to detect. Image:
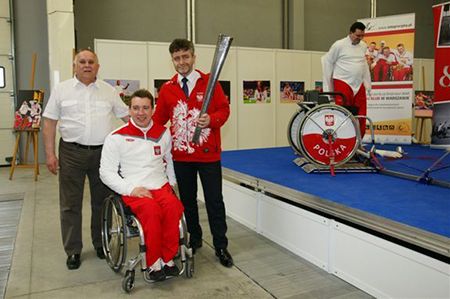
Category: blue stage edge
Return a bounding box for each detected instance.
[222,145,450,239]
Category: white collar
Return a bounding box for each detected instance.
[73,75,99,88]
[130,118,153,134]
[177,70,200,84]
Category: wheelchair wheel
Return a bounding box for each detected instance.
[180,214,189,247]
[122,270,135,293]
[298,104,359,167]
[101,195,127,272]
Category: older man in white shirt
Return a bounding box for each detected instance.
[43,49,129,270]
[322,21,372,138]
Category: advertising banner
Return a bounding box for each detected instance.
[359,14,415,144]
[432,2,450,147]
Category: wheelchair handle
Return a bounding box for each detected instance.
[298,90,348,106]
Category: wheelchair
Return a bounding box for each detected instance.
[287,90,377,175]
[101,194,194,293]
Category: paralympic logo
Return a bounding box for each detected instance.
[439,66,450,88]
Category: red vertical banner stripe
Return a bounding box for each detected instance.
[434,3,450,102]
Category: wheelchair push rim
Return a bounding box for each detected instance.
[298,104,360,167]
[101,195,127,272]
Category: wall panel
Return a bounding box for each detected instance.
[95,39,148,129]
[236,48,276,149]
[275,50,312,147]
[96,39,436,151]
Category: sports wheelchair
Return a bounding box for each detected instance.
[101,194,194,293]
[287,90,378,175]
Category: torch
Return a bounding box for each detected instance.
[192,34,233,144]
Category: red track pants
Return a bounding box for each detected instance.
[122,183,184,267]
[333,79,367,138]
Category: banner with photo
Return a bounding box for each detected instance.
[359,13,415,144]
[432,2,450,147]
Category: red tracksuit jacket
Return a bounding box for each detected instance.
[152,70,230,162]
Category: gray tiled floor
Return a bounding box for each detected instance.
[0,167,372,299]
[0,195,23,299]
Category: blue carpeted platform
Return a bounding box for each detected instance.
[222,145,450,238]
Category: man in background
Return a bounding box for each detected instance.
[322,21,372,138]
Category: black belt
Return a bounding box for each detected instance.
[66,141,103,150]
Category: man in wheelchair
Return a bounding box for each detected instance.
[100,89,184,282]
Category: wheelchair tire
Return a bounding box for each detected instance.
[101,195,127,272]
[122,270,135,293]
[185,255,194,278]
[287,108,307,156]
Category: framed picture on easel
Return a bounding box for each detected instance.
[14,90,44,130]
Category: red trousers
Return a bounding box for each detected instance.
[373,60,391,81]
[122,183,184,267]
[333,79,367,138]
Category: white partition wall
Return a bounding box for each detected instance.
[275,50,312,147]
[95,39,436,150]
[310,52,324,90]
[95,40,148,129]
[237,48,276,149]
[413,58,435,91]
[147,41,173,89]
[96,40,148,85]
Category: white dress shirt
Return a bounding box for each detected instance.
[43,77,128,145]
[322,35,372,95]
[177,70,201,95]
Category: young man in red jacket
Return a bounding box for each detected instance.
[152,38,233,268]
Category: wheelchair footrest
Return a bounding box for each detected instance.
[296,158,378,174]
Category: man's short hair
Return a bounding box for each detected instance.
[74,48,98,64]
[349,22,366,33]
[169,38,195,54]
[129,89,154,108]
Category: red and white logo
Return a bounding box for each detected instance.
[325,115,334,126]
[439,66,450,88]
[196,92,204,102]
[154,145,161,155]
